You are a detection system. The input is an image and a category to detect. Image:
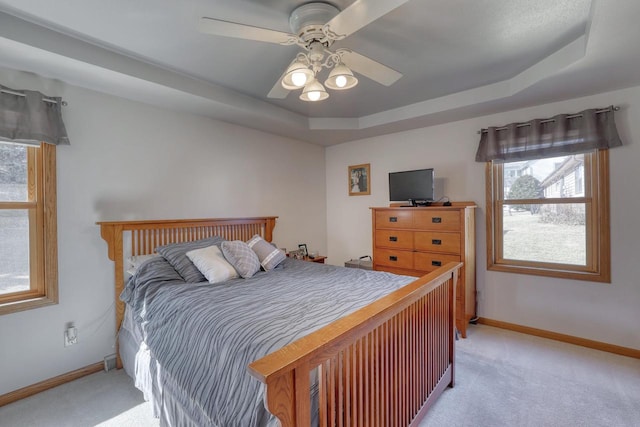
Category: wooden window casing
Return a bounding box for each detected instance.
[485,150,611,283]
[0,143,58,314]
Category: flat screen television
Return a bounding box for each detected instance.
[389,168,435,206]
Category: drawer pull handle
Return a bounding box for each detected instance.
[432,239,442,245]
[432,260,442,267]
[389,236,398,242]
[432,217,442,223]
[389,256,398,262]
[389,217,398,223]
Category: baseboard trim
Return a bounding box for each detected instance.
[0,362,103,407]
[477,317,640,359]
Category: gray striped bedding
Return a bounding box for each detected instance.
[122,256,414,427]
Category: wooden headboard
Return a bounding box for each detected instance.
[97,216,278,365]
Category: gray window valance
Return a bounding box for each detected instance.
[475,106,621,162]
[0,85,70,146]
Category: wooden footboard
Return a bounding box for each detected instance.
[249,262,460,427]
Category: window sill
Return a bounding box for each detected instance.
[0,295,58,316]
[487,263,610,283]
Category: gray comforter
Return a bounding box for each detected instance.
[122,256,413,427]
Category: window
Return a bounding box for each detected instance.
[0,141,58,314]
[486,150,610,282]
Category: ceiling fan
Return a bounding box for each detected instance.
[198,0,408,102]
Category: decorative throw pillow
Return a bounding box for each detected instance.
[220,240,261,279]
[246,234,286,271]
[156,236,225,283]
[186,245,239,284]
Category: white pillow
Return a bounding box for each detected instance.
[186,245,239,284]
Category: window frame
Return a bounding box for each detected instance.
[485,149,611,283]
[0,142,58,314]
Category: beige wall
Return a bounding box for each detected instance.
[0,68,327,395]
[326,86,640,350]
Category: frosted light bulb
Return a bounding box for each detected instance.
[291,72,307,87]
[308,91,321,101]
[335,75,347,88]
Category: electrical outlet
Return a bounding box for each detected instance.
[104,354,117,372]
[64,326,78,347]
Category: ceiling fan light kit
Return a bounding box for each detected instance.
[278,40,359,101]
[199,0,407,102]
[281,47,359,101]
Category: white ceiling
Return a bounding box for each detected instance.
[0,0,639,145]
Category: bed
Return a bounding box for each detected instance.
[98,216,460,427]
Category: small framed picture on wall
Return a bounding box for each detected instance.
[348,163,371,196]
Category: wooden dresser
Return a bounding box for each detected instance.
[371,204,476,337]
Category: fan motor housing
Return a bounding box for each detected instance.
[289,2,339,45]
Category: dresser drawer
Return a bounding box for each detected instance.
[414,231,461,254]
[414,253,461,273]
[375,230,414,250]
[375,210,412,229]
[374,248,414,270]
[413,210,460,231]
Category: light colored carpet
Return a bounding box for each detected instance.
[0,369,158,427]
[420,326,640,426]
[1,325,638,427]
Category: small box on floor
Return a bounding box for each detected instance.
[344,256,372,270]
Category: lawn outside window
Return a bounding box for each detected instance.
[485,149,611,282]
[0,141,58,314]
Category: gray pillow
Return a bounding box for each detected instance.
[246,234,286,271]
[221,240,261,279]
[156,236,224,283]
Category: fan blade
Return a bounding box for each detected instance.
[324,0,410,39]
[198,17,296,45]
[267,78,291,99]
[340,50,402,86]
[267,58,297,99]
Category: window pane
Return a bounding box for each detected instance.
[0,209,30,295]
[504,153,585,201]
[502,203,586,266]
[0,142,28,201]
